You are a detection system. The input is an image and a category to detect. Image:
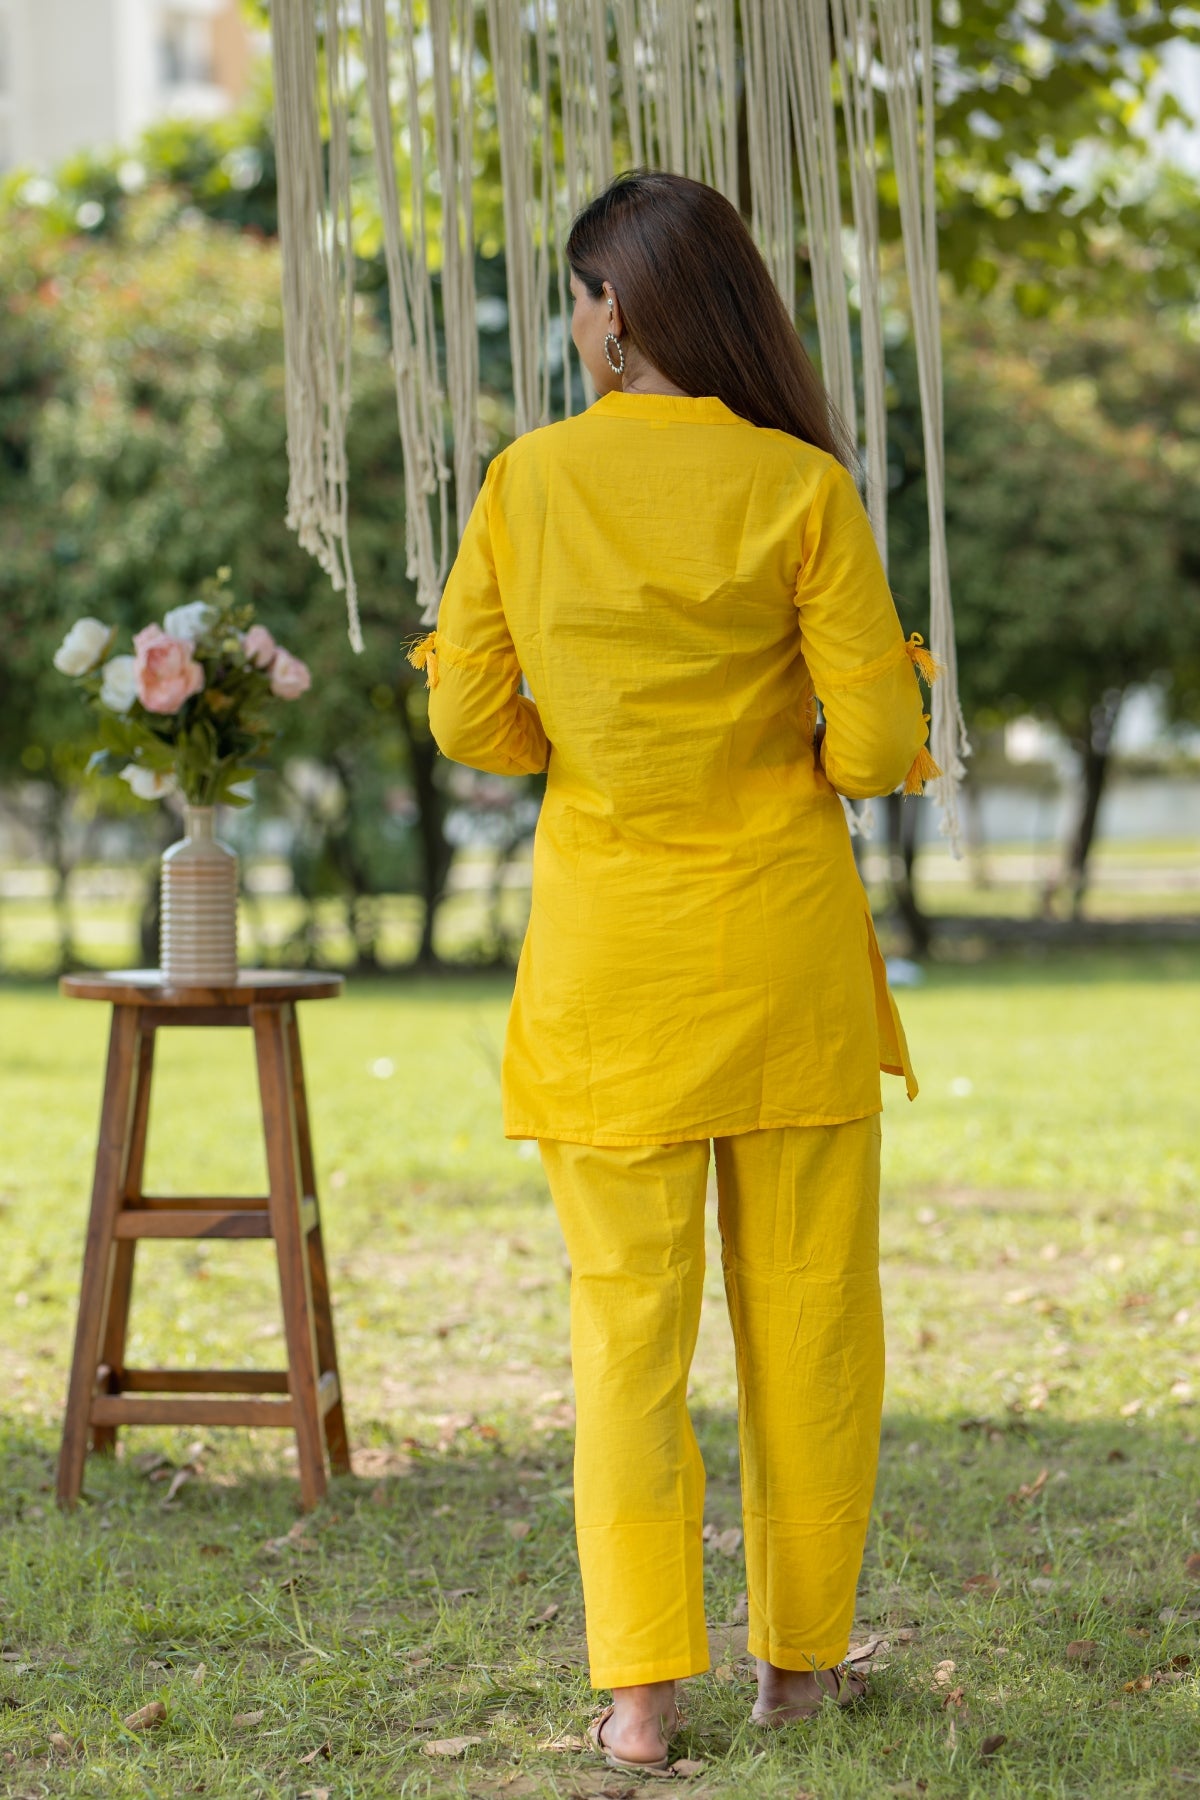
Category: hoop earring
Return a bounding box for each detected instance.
[603,331,625,375]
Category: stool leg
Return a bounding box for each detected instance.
[286,1008,350,1475]
[253,1002,326,1510]
[92,1024,155,1455]
[58,1005,140,1507]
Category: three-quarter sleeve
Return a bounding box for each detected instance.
[407,462,549,777]
[795,459,939,800]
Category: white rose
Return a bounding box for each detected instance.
[99,654,139,713]
[119,764,178,801]
[162,601,214,643]
[53,617,114,675]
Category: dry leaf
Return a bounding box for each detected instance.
[1065,1640,1099,1665]
[1123,1675,1154,1693]
[1185,1553,1200,1581]
[730,1591,748,1625]
[300,1790,330,1800]
[932,1660,957,1687]
[299,1742,331,1763]
[963,1573,1001,1594]
[163,1466,194,1505]
[1106,1447,1128,1463]
[1006,1469,1049,1505]
[701,1524,743,1557]
[423,1736,482,1758]
[528,1603,559,1630]
[713,1662,735,1682]
[942,1684,968,1709]
[198,1544,227,1557]
[233,1710,265,1728]
[123,1700,166,1731]
[536,1734,588,1752]
[48,1732,78,1754]
[980,1733,1007,1758]
[507,1520,532,1541]
[192,1664,206,1688]
[1119,1399,1143,1418]
[1171,1653,1192,1669]
[670,1759,706,1777]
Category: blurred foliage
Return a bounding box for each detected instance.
[0,198,473,965]
[887,310,1200,739]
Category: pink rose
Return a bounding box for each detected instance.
[133,624,205,714]
[269,648,311,700]
[242,624,277,669]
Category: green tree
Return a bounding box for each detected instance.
[887,306,1200,918]
[0,199,470,971]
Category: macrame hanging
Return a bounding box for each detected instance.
[268,0,969,847]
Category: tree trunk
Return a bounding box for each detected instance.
[398,688,453,969]
[885,791,930,957]
[1066,689,1123,921]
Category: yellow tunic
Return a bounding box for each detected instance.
[414,390,933,1145]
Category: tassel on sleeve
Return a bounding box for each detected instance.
[406,631,439,688]
[905,631,942,686]
[904,712,943,795]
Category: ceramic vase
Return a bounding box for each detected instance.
[160,803,238,985]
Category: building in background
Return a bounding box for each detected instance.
[0,0,254,173]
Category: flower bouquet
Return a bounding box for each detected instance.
[53,570,311,985]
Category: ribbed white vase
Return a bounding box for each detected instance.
[160,803,238,985]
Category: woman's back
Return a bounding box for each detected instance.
[417,388,931,1144]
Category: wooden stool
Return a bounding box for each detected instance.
[56,969,351,1511]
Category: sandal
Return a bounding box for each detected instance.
[751,1643,875,1727]
[587,1701,680,1778]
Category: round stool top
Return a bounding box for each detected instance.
[60,969,344,1006]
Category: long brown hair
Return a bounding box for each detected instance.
[565,169,856,468]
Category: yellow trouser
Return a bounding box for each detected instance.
[539,1116,884,1689]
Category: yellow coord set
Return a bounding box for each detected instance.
[411,389,935,1687]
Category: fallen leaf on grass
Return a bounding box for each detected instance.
[192,1664,206,1687]
[1124,1675,1154,1692]
[980,1733,1007,1758]
[1065,1639,1100,1665]
[263,1519,316,1556]
[1119,1399,1143,1418]
[713,1663,735,1682]
[47,1732,79,1755]
[1185,1553,1200,1581]
[931,1660,957,1687]
[670,1759,706,1777]
[507,1520,532,1541]
[536,1734,588,1752]
[299,1790,330,1800]
[1106,1448,1129,1463]
[963,1573,1000,1594]
[1171,1653,1193,1669]
[1006,1469,1049,1505]
[233,1710,265,1728]
[199,1543,228,1557]
[423,1736,482,1758]
[730,1590,748,1625]
[527,1603,559,1630]
[942,1684,968,1710]
[162,1466,195,1505]
[123,1700,166,1731]
[299,1742,331,1763]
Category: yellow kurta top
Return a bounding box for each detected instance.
[413,390,935,1145]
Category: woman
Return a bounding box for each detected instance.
[409,170,937,1772]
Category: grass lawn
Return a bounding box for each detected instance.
[1,949,1199,1797]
